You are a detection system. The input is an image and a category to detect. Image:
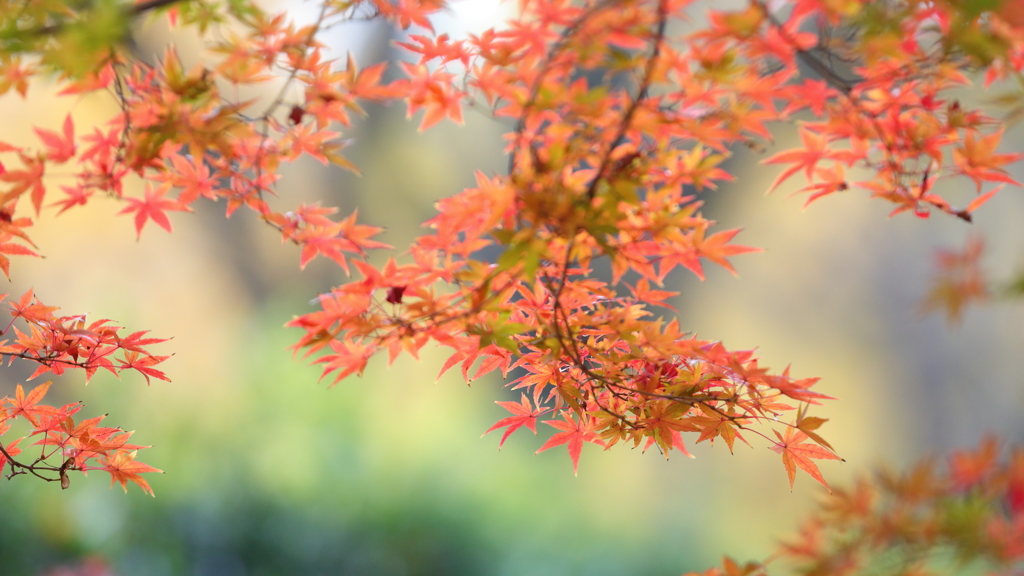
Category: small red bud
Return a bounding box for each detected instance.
[385,286,407,305]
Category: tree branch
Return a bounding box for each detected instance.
[32,0,189,37]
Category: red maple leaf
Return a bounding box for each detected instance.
[0,233,38,279]
[536,413,604,475]
[314,338,376,385]
[0,436,22,474]
[0,154,45,214]
[52,185,94,216]
[484,394,543,449]
[117,350,171,385]
[34,115,75,164]
[118,184,188,239]
[762,129,838,193]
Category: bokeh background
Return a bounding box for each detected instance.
[1,1,1023,574]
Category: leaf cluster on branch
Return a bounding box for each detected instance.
[0,0,1020,515]
[0,290,166,494]
[692,438,1024,576]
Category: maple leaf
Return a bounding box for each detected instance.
[52,185,94,216]
[295,211,387,272]
[8,289,58,323]
[0,233,39,279]
[314,338,376,385]
[762,129,837,193]
[117,351,171,385]
[765,367,835,405]
[167,154,219,205]
[948,435,998,489]
[796,164,848,207]
[483,394,542,449]
[0,55,33,97]
[6,381,54,427]
[921,236,987,323]
[34,115,75,163]
[962,185,1002,216]
[952,129,1024,191]
[118,184,188,239]
[374,0,442,31]
[57,63,115,95]
[629,277,679,310]
[349,60,398,102]
[399,62,464,131]
[0,154,45,214]
[396,34,471,66]
[99,449,163,496]
[641,428,695,459]
[536,413,604,475]
[79,127,120,165]
[771,427,842,492]
[783,79,837,116]
[692,406,749,453]
[693,227,761,275]
[117,330,170,353]
[794,415,834,452]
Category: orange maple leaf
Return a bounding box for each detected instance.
[693,227,761,276]
[399,62,464,131]
[949,435,998,489]
[762,129,838,193]
[6,381,55,427]
[771,427,842,492]
[99,449,163,496]
[952,129,1024,191]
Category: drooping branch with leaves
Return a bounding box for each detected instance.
[0,0,1022,506]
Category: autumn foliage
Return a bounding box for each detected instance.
[691,438,1024,576]
[0,290,166,494]
[0,0,1023,561]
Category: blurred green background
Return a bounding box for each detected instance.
[2,1,1024,574]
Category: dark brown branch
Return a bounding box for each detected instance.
[507,0,619,178]
[585,0,668,200]
[33,0,188,37]
[754,1,858,94]
[0,441,63,483]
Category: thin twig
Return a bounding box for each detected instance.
[33,0,188,37]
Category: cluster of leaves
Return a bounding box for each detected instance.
[0,290,165,494]
[288,0,1024,485]
[0,289,170,383]
[0,0,1023,494]
[923,236,989,323]
[691,438,1024,576]
[922,232,1024,324]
